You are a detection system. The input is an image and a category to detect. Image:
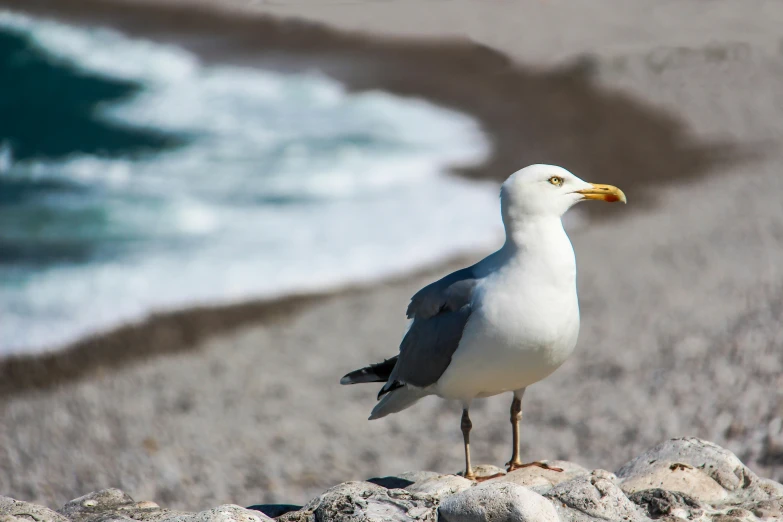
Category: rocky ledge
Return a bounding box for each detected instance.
[3,438,782,522]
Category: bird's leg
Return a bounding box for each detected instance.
[461,408,475,480]
[507,394,524,470]
[460,408,504,482]
[506,390,563,473]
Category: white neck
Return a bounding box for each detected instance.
[496,215,577,284]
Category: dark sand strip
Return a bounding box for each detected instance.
[0,295,322,398]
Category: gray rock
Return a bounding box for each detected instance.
[456,464,507,481]
[738,497,783,519]
[717,507,757,521]
[58,489,137,522]
[275,510,315,522]
[628,488,704,519]
[0,497,69,522]
[57,489,272,522]
[621,461,729,503]
[545,470,647,522]
[396,471,442,483]
[616,438,781,503]
[487,461,589,495]
[439,482,559,522]
[179,505,274,522]
[543,461,591,475]
[278,481,437,522]
[405,475,472,497]
[57,489,180,522]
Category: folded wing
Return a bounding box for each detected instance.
[341,264,481,408]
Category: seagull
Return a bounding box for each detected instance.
[340,164,626,480]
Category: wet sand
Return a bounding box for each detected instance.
[2,0,783,512]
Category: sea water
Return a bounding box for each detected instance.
[0,11,503,356]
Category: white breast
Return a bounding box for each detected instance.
[434,220,581,402]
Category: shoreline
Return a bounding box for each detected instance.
[0,0,724,395]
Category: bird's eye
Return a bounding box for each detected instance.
[549,176,563,186]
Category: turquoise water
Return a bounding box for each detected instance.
[0,12,501,355]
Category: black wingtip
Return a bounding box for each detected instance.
[340,367,377,385]
[340,357,399,386]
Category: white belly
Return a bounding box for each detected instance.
[429,219,581,403]
[433,283,580,402]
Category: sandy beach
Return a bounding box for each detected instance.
[1,0,783,512]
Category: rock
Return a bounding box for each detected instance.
[453,464,506,481]
[489,461,589,494]
[438,482,559,522]
[58,489,137,522]
[541,460,591,475]
[405,475,472,497]
[276,510,314,522]
[710,513,757,522]
[616,437,782,503]
[0,497,69,522]
[545,470,647,522]
[56,489,188,522]
[628,488,704,519]
[739,497,783,519]
[709,516,743,522]
[397,471,443,483]
[463,464,506,480]
[56,489,272,522]
[277,481,437,522]
[621,461,729,503]
[722,507,756,520]
[184,505,274,522]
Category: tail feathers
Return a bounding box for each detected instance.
[369,386,427,420]
[340,356,398,385]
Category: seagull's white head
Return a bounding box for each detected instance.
[500,164,626,224]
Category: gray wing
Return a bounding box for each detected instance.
[379,266,481,396]
[382,305,473,392]
[406,266,478,319]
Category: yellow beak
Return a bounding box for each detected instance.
[576,183,627,204]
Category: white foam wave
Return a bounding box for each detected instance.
[0,12,503,355]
